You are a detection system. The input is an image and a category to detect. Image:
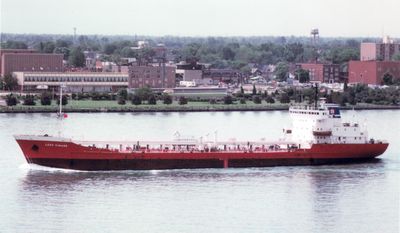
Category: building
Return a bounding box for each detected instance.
[250,64,275,80]
[176,62,204,85]
[203,69,242,84]
[298,63,341,83]
[172,87,228,97]
[0,49,37,75]
[1,52,63,76]
[110,65,129,73]
[360,36,400,61]
[128,65,176,89]
[348,61,400,85]
[84,51,99,70]
[13,72,128,92]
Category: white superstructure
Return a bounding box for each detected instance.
[285,99,369,148]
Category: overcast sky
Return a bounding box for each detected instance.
[1,0,399,37]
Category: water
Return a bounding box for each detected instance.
[0,110,399,233]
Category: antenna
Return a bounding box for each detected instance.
[73,27,77,44]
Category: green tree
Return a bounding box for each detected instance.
[2,41,27,49]
[35,41,55,53]
[68,47,85,67]
[148,95,157,105]
[279,93,290,103]
[252,95,262,104]
[266,96,275,104]
[117,98,126,105]
[135,86,153,101]
[5,94,18,106]
[103,44,118,55]
[2,74,19,91]
[121,47,137,58]
[137,47,156,65]
[40,92,52,105]
[223,95,233,104]
[56,95,68,105]
[178,96,188,105]
[43,42,56,53]
[131,95,142,105]
[55,39,72,48]
[284,43,304,62]
[180,43,201,63]
[274,62,289,81]
[163,94,173,105]
[239,98,246,104]
[23,95,36,106]
[221,47,235,60]
[324,47,359,64]
[54,47,70,60]
[295,69,310,83]
[382,73,394,85]
[252,84,257,95]
[117,89,128,100]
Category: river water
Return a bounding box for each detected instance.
[0,110,399,233]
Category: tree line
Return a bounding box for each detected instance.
[2,34,389,71]
[3,84,399,107]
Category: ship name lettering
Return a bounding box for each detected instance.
[45,143,67,148]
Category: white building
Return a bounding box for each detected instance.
[13,72,128,93]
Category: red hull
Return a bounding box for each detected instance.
[15,139,389,171]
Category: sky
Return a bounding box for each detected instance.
[1,0,399,37]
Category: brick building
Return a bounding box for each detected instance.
[298,63,341,83]
[0,49,37,75]
[360,37,400,61]
[128,65,176,89]
[203,69,242,84]
[1,52,63,76]
[348,61,400,85]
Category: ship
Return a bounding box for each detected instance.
[15,99,388,171]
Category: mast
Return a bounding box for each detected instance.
[59,83,66,118]
[314,83,318,109]
[59,84,63,117]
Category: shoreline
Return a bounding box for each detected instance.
[1,104,400,113]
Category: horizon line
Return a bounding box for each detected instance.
[1,32,396,39]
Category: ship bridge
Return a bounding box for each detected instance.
[286,99,367,147]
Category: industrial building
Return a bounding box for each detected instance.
[1,49,63,76]
[360,36,400,61]
[348,61,400,85]
[297,63,342,83]
[13,72,128,92]
[128,65,176,89]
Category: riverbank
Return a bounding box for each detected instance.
[1,100,399,113]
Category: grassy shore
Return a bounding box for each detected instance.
[0,100,399,113]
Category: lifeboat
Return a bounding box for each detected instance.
[312,130,332,136]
